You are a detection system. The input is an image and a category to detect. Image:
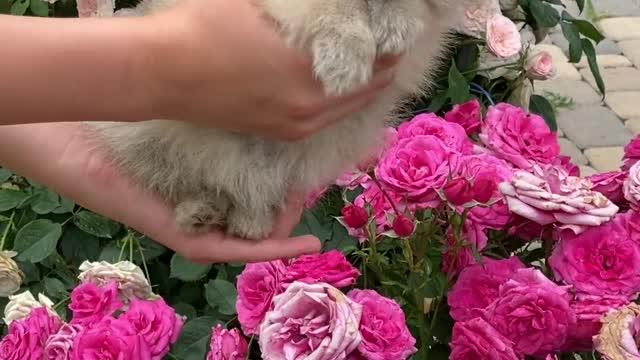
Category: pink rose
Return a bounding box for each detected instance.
[259,282,362,360]
[0,307,62,360]
[206,325,248,360]
[396,113,473,154]
[448,256,525,321]
[449,317,520,360]
[479,103,559,169]
[549,214,640,301]
[347,289,416,360]
[526,51,556,80]
[68,281,123,326]
[507,215,552,241]
[444,99,482,135]
[341,204,369,229]
[336,170,370,190]
[562,297,629,351]
[375,135,460,208]
[44,323,83,360]
[615,210,640,244]
[625,162,640,210]
[499,164,619,234]
[441,220,488,276]
[486,13,522,58]
[588,170,628,205]
[555,155,581,177]
[443,177,475,206]
[118,298,184,359]
[282,250,360,289]
[72,317,151,360]
[235,260,285,336]
[623,135,640,170]
[482,268,576,357]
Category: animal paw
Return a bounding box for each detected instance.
[225,206,276,240]
[369,0,424,55]
[175,198,230,233]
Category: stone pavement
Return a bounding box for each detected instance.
[532,0,640,175]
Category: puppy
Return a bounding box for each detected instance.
[86,0,463,239]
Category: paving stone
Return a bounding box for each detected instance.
[594,0,640,17]
[579,165,598,177]
[576,54,633,68]
[581,67,640,93]
[605,91,640,119]
[559,137,589,165]
[599,17,640,41]
[533,79,602,105]
[619,40,640,68]
[554,62,582,80]
[584,147,625,172]
[625,118,640,135]
[557,106,632,148]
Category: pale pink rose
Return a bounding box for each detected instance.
[458,0,501,38]
[118,298,184,359]
[479,103,559,169]
[549,213,640,301]
[282,250,360,289]
[235,260,286,336]
[448,256,526,321]
[482,268,576,357]
[396,113,473,154]
[444,99,482,135]
[486,14,522,58]
[526,51,556,80]
[0,307,62,360]
[305,186,329,209]
[499,164,619,234]
[44,323,83,360]
[588,170,628,205]
[449,317,520,360]
[594,303,640,360]
[562,296,629,352]
[259,282,362,360]
[72,317,151,359]
[206,325,248,360]
[347,289,416,360]
[625,162,640,210]
[335,170,371,190]
[69,281,123,326]
[624,136,640,171]
[442,220,488,276]
[76,0,114,17]
[375,135,460,208]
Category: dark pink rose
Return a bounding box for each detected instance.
[549,214,640,301]
[283,250,360,289]
[562,296,629,352]
[236,260,285,336]
[118,298,184,359]
[341,204,369,229]
[206,324,248,360]
[479,103,560,169]
[375,135,461,208]
[69,281,123,326]
[588,170,628,205]
[482,268,576,357]
[397,113,473,154]
[441,220,488,276]
[507,215,552,241]
[443,177,474,206]
[0,307,62,360]
[448,256,525,321]
[391,214,415,238]
[72,317,151,360]
[347,289,417,360]
[444,99,482,135]
[450,317,520,360]
[623,135,640,170]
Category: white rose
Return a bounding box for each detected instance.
[78,260,159,301]
[3,290,57,325]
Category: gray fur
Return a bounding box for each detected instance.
[86,0,463,239]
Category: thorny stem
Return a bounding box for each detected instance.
[136,235,151,282]
[53,296,70,311]
[0,211,15,251]
[369,176,401,215]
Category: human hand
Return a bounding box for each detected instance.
[140,0,401,141]
[0,123,321,264]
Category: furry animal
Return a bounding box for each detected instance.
[86,0,463,239]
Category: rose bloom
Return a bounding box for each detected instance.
[235,260,285,336]
[479,103,559,169]
[444,99,482,135]
[562,296,629,352]
[449,317,520,360]
[507,215,553,242]
[623,135,640,170]
[486,13,522,58]
[482,268,576,357]
[396,113,473,154]
[594,303,640,359]
[282,250,360,289]
[448,256,525,321]
[499,164,619,234]
[625,161,640,211]
[549,214,640,301]
[335,170,370,190]
[78,260,158,301]
[588,170,628,206]
[44,323,84,360]
[348,180,410,240]
[0,251,24,298]
[118,298,184,359]
[347,289,417,360]
[375,134,460,208]
[206,325,248,360]
[72,317,151,359]
[76,0,114,17]
[556,155,580,177]
[0,307,62,360]
[69,281,123,326]
[3,290,56,325]
[526,50,556,80]
[457,0,501,37]
[259,282,362,360]
[441,220,489,276]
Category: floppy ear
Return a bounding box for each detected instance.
[76,0,115,17]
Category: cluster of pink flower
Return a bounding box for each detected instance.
[211,250,417,360]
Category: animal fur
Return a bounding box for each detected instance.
[86,0,464,239]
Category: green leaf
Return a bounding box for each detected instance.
[172,303,198,321]
[0,190,28,212]
[10,0,29,15]
[529,94,558,132]
[13,219,62,263]
[52,197,75,214]
[30,189,60,215]
[529,0,560,28]
[171,316,221,359]
[60,226,102,267]
[323,221,357,254]
[581,38,605,96]
[98,242,121,263]
[16,261,40,284]
[28,0,47,16]
[291,210,331,244]
[169,254,211,282]
[0,169,12,183]
[573,19,605,43]
[204,279,237,316]
[132,236,167,263]
[73,210,121,238]
[44,277,67,299]
[560,21,583,63]
[446,59,471,104]
[575,0,584,13]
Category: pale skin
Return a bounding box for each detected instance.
[0,0,400,263]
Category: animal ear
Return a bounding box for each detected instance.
[76,0,115,17]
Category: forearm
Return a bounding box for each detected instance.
[0,14,163,124]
